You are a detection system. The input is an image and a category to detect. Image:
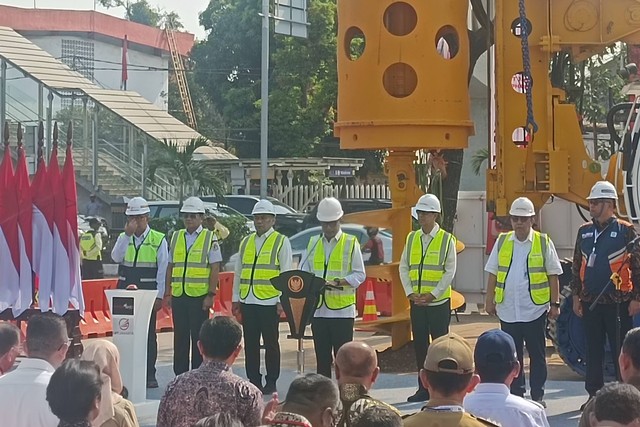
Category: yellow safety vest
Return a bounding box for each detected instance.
[239,231,285,301]
[406,228,454,301]
[80,231,101,260]
[308,233,357,310]
[170,229,214,298]
[117,229,165,290]
[495,231,550,305]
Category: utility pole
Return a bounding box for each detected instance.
[259,0,270,198]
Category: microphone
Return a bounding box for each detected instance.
[298,233,323,271]
[627,235,640,251]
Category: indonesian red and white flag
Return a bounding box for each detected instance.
[13,145,33,315]
[31,153,53,311]
[0,144,19,314]
[62,142,83,314]
[48,145,72,314]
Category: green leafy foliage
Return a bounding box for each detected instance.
[147,138,229,201]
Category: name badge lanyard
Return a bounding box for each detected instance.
[418,235,435,294]
[250,235,272,286]
[588,223,611,268]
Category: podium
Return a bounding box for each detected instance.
[271,270,326,373]
[105,289,157,417]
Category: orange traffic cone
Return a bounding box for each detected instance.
[362,279,378,322]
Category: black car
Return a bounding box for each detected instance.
[204,195,305,237]
[302,198,393,228]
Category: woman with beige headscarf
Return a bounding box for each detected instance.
[81,340,139,427]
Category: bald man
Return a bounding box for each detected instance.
[334,342,400,427]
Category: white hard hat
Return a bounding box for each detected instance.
[316,197,344,222]
[181,196,206,214]
[509,197,536,216]
[125,197,150,216]
[414,194,441,213]
[587,181,618,200]
[252,199,276,216]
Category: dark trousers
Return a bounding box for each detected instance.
[241,303,281,388]
[500,312,548,400]
[147,308,157,379]
[172,295,208,375]
[312,317,355,378]
[411,300,451,391]
[582,301,632,395]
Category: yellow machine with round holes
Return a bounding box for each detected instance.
[335,0,640,349]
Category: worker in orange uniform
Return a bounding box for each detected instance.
[570,181,640,411]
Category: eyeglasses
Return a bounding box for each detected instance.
[57,338,72,351]
[510,216,530,223]
[181,213,200,219]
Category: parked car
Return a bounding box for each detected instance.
[202,195,305,237]
[302,198,393,228]
[147,200,255,232]
[224,224,392,271]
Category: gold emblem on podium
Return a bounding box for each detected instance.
[288,275,304,293]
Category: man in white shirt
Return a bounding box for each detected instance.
[399,194,457,402]
[164,196,222,375]
[464,329,550,427]
[111,196,169,387]
[232,199,292,394]
[0,313,70,427]
[484,197,562,406]
[301,197,366,378]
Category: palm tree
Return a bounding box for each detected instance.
[470,148,490,176]
[148,137,227,202]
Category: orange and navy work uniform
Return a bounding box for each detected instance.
[570,217,640,302]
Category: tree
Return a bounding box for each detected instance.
[97,0,183,29]
[193,0,341,159]
[147,138,228,202]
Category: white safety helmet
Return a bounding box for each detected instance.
[587,181,618,200]
[316,197,344,222]
[181,196,206,214]
[414,194,441,213]
[125,197,150,216]
[252,199,276,216]
[509,197,536,216]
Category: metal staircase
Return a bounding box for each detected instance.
[165,26,197,130]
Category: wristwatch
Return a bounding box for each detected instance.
[551,302,561,308]
[334,278,341,286]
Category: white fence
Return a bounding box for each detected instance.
[274,184,390,212]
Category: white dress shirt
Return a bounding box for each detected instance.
[111,225,169,299]
[399,224,457,307]
[0,358,58,427]
[484,229,563,323]
[463,383,550,427]
[300,229,367,318]
[232,228,293,305]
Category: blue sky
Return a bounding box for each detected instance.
[2,0,210,39]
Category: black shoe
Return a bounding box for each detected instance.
[263,383,277,395]
[147,378,159,389]
[407,389,429,403]
[580,396,594,411]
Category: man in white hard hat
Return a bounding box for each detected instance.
[232,199,292,394]
[570,181,640,410]
[484,197,562,407]
[163,196,222,375]
[111,196,169,388]
[399,193,457,402]
[301,197,366,378]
